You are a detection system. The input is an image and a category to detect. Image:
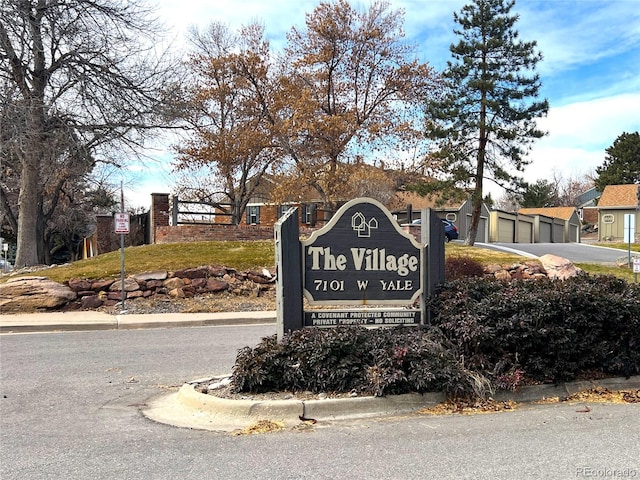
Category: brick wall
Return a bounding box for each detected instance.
[151,193,170,243]
[95,213,148,254]
[155,224,275,243]
[155,223,318,244]
[151,193,323,244]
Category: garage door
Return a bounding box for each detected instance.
[498,218,514,242]
[517,223,532,243]
[539,222,551,242]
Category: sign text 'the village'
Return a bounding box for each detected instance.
[302,198,423,305]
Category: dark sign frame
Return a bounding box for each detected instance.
[275,198,445,341]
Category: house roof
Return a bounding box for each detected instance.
[518,207,578,221]
[598,184,640,208]
[574,187,601,207]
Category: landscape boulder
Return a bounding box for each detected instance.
[109,277,140,292]
[206,278,229,292]
[163,277,185,290]
[0,276,77,312]
[173,267,208,279]
[539,254,582,281]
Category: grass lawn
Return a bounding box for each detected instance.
[3,240,638,285]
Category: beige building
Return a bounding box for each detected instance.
[518,207,582,243]
[597,184,640,242]
[390,191,490,243]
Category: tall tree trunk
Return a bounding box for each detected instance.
[15,157,40,267]
[466,155,484,247]
[15,94,46,267]
[466,92,488,247]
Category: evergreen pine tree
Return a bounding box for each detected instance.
[594,132,640,191]
[423,0,548,245]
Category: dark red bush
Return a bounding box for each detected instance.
[445,254,485,280]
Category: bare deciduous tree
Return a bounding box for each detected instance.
[0,0,176,266]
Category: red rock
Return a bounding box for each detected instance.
[81,295,103,309]
[146,280,164,289]
[208,266,228,277]
[107,291,124,301]
[91,279,115,291]
[190,278,207,288]
[206,278,229,292]
[68,278,93,292]
[172,267,208,279]
[247,272,273,284]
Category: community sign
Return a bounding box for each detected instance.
[302,198,423,307]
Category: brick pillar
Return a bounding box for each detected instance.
[150,193,170,244]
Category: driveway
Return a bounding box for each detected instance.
[475,242,631,265]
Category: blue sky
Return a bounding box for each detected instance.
[125,0,640,207]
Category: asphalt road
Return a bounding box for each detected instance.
[476,242,632,264]
[1,326,639,480]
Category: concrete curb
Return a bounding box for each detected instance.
[177,383,304,419]
[141,375,640,432]
[0,312,117,333]
[302,391,445,421]
[115,311,276,330]
[493,375,640,402]
[0,311,277,333]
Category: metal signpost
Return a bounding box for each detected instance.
[114,182,130,313]
[624,213,636,267]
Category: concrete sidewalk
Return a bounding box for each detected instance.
[0,310,277,333]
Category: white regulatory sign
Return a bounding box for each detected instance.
[633,257,640,274]
[114,212,130,234]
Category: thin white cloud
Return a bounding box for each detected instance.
[525,93,640,182]
[538,93,640,149]
[517,1,640,77]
